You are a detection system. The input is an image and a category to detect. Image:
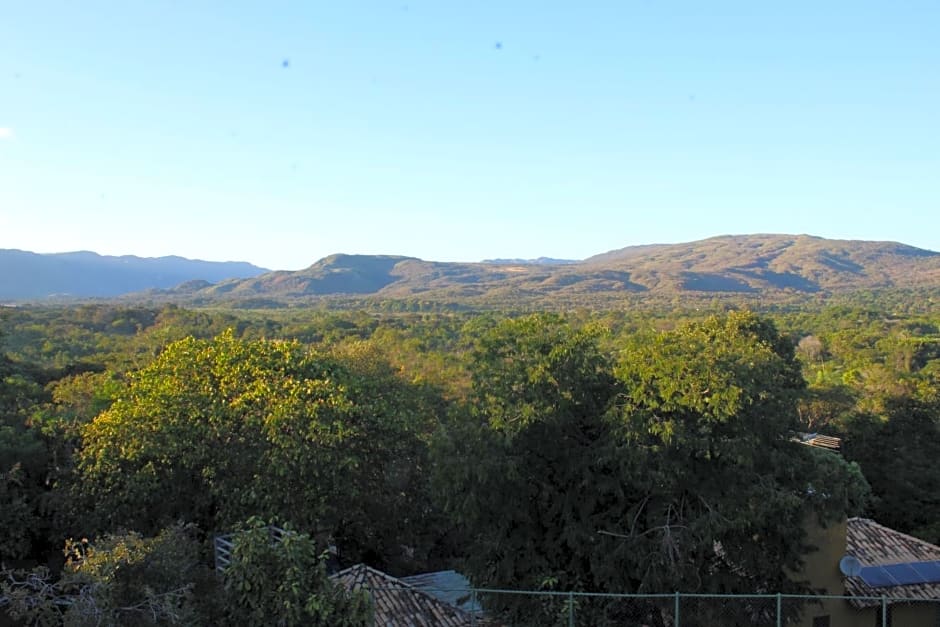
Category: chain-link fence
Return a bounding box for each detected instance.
[367,586,940,626]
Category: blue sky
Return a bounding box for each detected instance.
[1,1,938,270]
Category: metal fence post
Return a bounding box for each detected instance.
[776,593,782,627]
[568,591,575,627]
[674,591,680,627]
[470,588,476,627]
[881,597,887,626]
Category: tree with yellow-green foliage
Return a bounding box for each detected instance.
[76,330,438,569]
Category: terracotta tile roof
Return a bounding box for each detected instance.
[844,517,940,608]
[330,563,482,626]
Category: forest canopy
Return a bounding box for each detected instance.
[2,300,938,625]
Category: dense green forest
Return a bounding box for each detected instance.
[2,299,940,625]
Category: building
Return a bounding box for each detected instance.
[798,517,940,627]
[330,563,494,626]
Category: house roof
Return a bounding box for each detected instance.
[330,563,479,626]
[844,517,940,608]
[400,570,482,614]
[795,432,842,452]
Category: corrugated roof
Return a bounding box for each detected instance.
[796,432,842,451]
[330,564,478,626]
[401,570,482,614]
[844,517,940,608]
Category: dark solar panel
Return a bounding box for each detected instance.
[859,566,898,587]
[859,560,940,588]
[911,561,940,581]
[883,563,924,585]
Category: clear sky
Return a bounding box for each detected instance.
[1,1,938,270]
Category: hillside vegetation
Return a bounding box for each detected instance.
[155,234,940,307]
[7,235,940,307]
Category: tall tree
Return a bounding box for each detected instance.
[613,312,866,595]
[76,330,437,568]
[841,397,940,544]
[436,312,867,626]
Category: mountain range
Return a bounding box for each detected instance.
[5,235,940,305]
[0,250,268,300]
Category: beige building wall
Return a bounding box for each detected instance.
[875,602,940,627]
[794,518,859,627]
[792,518,940,627]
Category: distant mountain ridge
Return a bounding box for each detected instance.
[0,249,268,300]
[581,234,940,293]
[6,235,940,304]
[481,257,579,265]
[154,234,940,305]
